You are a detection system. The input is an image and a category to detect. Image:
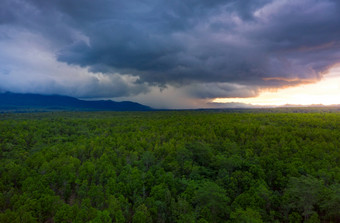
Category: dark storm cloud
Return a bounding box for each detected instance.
[1,0,340,99]
[186,83,260,99]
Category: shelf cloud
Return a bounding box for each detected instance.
[1,0,340,106]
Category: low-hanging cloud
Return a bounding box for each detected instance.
[1,0,340,102]
[0,27,148,98]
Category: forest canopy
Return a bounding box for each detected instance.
[1,110,340,222]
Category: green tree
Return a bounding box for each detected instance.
[194,181,230,222]
[132,204,151,223]
[285,176,323,221]
[230,207,263,223]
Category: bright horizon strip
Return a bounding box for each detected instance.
[214,66,340,106]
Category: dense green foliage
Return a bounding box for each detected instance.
[1,111,340,222]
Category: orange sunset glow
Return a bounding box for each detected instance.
[214,66,340,106]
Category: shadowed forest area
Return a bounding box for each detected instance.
[1,110,340,222]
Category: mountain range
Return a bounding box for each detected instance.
[0,92,153,111]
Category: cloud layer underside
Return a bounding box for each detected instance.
[2,0,340,99]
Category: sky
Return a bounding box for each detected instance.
[1,0,340,109]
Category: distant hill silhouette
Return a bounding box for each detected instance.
[0,92,153,111]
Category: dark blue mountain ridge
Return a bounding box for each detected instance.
[0,92,153,111]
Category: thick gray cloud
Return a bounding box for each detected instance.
[0,26,148,98]
[1,0,340,103]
